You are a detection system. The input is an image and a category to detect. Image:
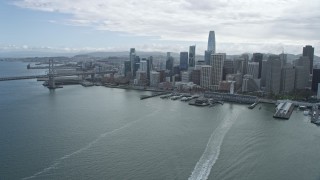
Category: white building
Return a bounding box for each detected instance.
[150,71,160,87]
[210,53,226,87]
[181,71,190,83]
[200,65,212,89]
[139,60,147,72]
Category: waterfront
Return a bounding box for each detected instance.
[1,61,320,180]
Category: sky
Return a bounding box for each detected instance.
[0,0,319,56]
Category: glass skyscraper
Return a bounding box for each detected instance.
[207,31,216,53]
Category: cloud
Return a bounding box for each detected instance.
[9,0,320,55]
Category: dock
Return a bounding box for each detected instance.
[248,101,259,109]
[140,92,169,100]
[273,102,294,119]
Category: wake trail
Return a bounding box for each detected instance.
[188,109,241,180]
[22,108,160,180]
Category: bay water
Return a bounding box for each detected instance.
[1,61,320,180]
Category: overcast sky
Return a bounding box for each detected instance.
[0,0,319,55]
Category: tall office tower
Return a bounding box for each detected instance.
[247,62,260,79]
[241,54,249,74]
[207,31,216,53]
[200,65,212,89]
[279,53,287,68]
[210,53,226,88]
[295,56,310,90]
[130,48,136,77]
[261,60,267,87]
[189,45,196,68]
[303,45,314,74]
[124,61,131,77]
[180,52,188,71]
[223,59,234,80]
[140,60,147,72]
[281,65,295,93]
[234,58,245,74]
[146,57,153,82]
[312,68,320,92]
[192,69,201,85]
[265,55,281,94]
[150,71,160,87]
[133,56,140,78]
[252,53,263,78]
[204,50,212,65]
[166,52,174,73]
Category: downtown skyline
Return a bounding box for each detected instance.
[0,0,319,56]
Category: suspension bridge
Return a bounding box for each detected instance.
[0,59,117,89]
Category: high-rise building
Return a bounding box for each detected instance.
[124,61,131,77]
[189,45,196,68]
[303,45,314,74]
[204,50,212,65]
[207,31,216,53]
[181,71,190,83]
[200,65,212,89]
[279,53,287,68]
[261,60,267,88]
[133,56,140,78]
[130,48,136,77]
[150,71,160,87]
[281,64,295,93]
[242,75,260,92]
[210,53,226,87]
[166,52,174,73]
[139,60,147,72]
[192,69,201,85]
[265,55,281,94]
[247,62,259,79]
[252,53,263,78]
[180,52,188,71]
[312,68,320,92]
[295,56,310,90]
[223,59,234,80]
[241,54,249,74]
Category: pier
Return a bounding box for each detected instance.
[273,102,294,119]
[140,92,169,100]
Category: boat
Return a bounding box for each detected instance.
[298,106,307,110]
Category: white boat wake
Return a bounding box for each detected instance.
[188,109,241,180]
[22,107,160,180]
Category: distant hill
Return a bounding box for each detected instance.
[1,50,319,64]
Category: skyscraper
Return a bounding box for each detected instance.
[166,52,174,72]
[204,50,212,65]
[247,62,259,79]
[265,55,281,94]
[303,45,314,74]
[189,45,196,68]
[312,68,320,92]
[130,48,136,77]
[180,52,188,71]
[281,65,295,93]
[124,61,131,77]
[252,53,263,78]
[207,31,216,53]
[295,56,310,90]
[200,65,212,89]
[210,53,226,89]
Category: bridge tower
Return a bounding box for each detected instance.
[48,59,56,89]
